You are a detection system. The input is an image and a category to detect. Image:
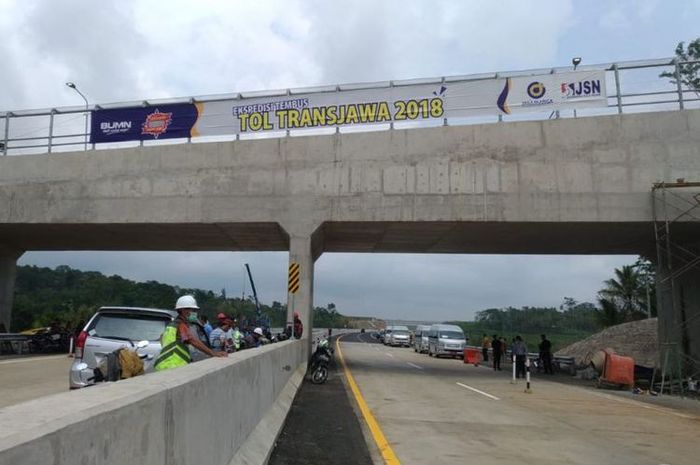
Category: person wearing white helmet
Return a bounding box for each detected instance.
[154,295,227,371]
[243,327,269,348]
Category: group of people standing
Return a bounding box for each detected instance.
[154,295,304,372]
[480,333,554,378]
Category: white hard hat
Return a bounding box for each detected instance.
[253,327,263,336]
[175,295,199,310]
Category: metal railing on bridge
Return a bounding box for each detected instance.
[1,57,698,156]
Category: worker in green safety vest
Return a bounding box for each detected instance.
[154,295,227,372]
[231,320,243,351]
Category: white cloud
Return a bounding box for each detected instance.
[599,0,660,31]
[0,0,576,111]
[304,0,575,83]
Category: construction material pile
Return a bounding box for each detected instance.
[555,318,658,368]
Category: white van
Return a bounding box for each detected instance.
[413,325,431,353]
[428,324,466,358]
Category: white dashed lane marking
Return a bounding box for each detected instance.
[456,382,500,401]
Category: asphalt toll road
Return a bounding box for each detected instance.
[0,355,72,408]
[340,333,700,465]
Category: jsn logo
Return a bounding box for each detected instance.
[100,121,132,130]
[561,80,601,97]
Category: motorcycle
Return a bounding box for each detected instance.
[309,338,334,384]
[29,330,70,353]
[74,340,151,386]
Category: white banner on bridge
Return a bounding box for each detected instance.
[191,70,607,136]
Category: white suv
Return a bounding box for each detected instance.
[69,307,175,389]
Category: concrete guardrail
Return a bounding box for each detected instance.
[0,338,306,465]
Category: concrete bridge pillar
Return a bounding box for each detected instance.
[285,225,322,357]
[0,251,22,332]
[656,262,700,375]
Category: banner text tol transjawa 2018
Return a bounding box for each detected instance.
[90,70,606,143]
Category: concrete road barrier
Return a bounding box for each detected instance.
[0,339,306,465]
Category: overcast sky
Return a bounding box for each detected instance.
[3,0,697,321]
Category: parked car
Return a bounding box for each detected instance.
[385,325,411,347]
[413,325,431,353]
[427,324,467,358]
[69,307,175,389]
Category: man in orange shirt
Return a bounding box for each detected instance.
[481,334,491,363]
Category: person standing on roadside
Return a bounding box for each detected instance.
[491,334,502,371]
[293,312,304,339]
[231,320,243,351]
[154,295,227,372]
[188,311,212,361]
[512,335,528,379]
[201,315,213,339]
[209,319,232,352]
[244,327,267,348]
[481,334,491,362]
[539,334,553,374]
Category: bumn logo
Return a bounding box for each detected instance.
[100,121,132,135]
[142,109,173,138]
[101,121,132,131]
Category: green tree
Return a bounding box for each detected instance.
[560,296,578,312]
[595,298,624,328]
[660,39,700,94]
[599,265,647,320]
[10,264,325,332]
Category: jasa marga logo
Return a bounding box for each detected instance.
[522,81,553,107]
[560,79,602,98]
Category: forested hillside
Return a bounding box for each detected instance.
[11,265,348,332]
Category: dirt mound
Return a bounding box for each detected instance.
[555,318,658,368]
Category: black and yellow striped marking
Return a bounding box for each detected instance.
[288,262,300,294]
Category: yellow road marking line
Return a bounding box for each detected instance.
[336,335,402,465]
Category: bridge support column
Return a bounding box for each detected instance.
[286,234,317,357]
[656,263,700,375]
[0,251,22,332]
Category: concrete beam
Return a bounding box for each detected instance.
[0,223,289,252]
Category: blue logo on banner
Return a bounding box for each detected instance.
[91,103,198,143]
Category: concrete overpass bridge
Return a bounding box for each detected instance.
[1,102,699,463]
[1,107,700,355]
